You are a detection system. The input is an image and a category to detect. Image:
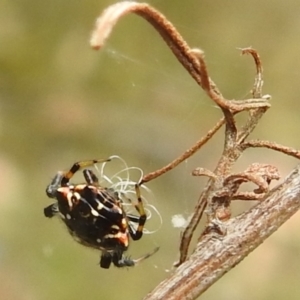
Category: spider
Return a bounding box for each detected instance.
[44,158,159,269]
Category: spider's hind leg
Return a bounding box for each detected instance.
[112,251,135,268]
[100,252,113,269]
[111,247,160,268]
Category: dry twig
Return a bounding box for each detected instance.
[144,165,300,299]
[90,2,300,299]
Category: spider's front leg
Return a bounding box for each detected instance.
[45,172,63,218]
[46,172,64,198]
[45,159,110,219]
[60,158,111,186]
[46,158,110,197]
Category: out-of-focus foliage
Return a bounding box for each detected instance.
[1,0,300,299]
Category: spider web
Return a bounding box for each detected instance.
[99,45,212,270]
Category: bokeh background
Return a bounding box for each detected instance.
[2,0,300,299]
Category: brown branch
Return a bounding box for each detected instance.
[90,1,219,94]
[241,140,300,159]
[140,117,225,184]
[239,47,264,98]
[90,1,270,114]
[175,47,269,266]
[144,165,300,299]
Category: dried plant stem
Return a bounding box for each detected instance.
[241,140,300,159]
[140,117,225,184]
[239,47,263,98]
[175,48,269,266]
[91,1,220,95]
[144,165,300,300]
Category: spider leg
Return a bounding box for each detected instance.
[112,252,134,268]
[126,214,141,237]
[83,169,99,185]
[46,172,63,198]
[46,159,110,198]
[61,158,110,186]
[44,203,58,218]
[100,250,135,269]
[100,252,113,269]
[127,214,140,223]
[111,247,160,268]
[127,184,147,241]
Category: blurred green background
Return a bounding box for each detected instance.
[1,0,300,299]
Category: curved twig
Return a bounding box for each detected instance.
[90,2,270,114]
[91,1,221,95]
[140,117,225,184]
[239,47,263,98]
[241,140,300,159]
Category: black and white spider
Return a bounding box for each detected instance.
[44,158,158,269]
